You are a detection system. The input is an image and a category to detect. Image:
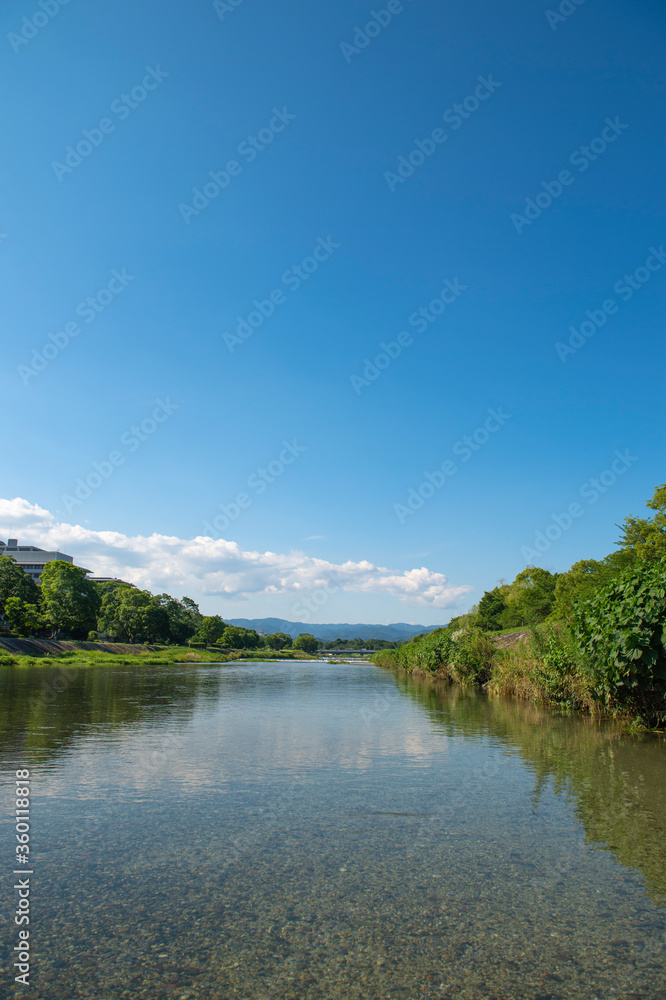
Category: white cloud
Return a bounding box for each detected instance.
[0,498,472,609]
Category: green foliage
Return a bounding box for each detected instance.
[371,649,399,669]
[527,624,585,706]
[97,588,202,645]
[220,625,261,649]
[378,624,494,683]
[40,561,100,638]
[374,483,666,725]
[321,637,398,650]
[447,626,496,683]
[445,609,480,632]
[4,597,43,637]
[98,586,151,643]
[292,633,319,654]
[0,555,40,616]
[196,615,227,646]
[140,602,171,644]
[150,594,202,644]
[551,552,635,621]
[264,631,293,650]
[396,627,454,673]
[573,560,666,722]
[477,587,507,631]
[617,483,666,564]
[499,567,559,628]
[475,570,559,634]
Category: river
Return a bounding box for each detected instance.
[1,659,664,999]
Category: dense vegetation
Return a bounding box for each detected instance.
[373,483,666,727]
[319,638,399,650]
[0,563,320,655]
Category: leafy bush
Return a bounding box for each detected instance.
[375,625,495,682]
[447,626,496,684]
[573,560,666,722]
[397,628,454,673]
[528,624,586,706]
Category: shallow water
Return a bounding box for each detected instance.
[1,659,665,999]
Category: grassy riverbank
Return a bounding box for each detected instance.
[0,642,313,668]
[374,488,666,728]
[372,614,665,729]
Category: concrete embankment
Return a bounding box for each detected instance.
[0,637,155,657]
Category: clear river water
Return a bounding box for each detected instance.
[0,659,665,1000]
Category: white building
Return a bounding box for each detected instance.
[0,539,91,584]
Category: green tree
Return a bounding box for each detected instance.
[292,633,319,654]
[551,552,634,621]
[264,631,293,650]
[151,594,203,644]
[0,555,40,616]
[500,567,559,627]
[477,586,508,631]
[446,607,480,632]
[4,597,43,637]
[573,560,666,723]
[97,586,152,643]
[196,615,227,646]
[220,625,261,649]
[140,602,171,644]
[617,483,666,563]
[40,561,100,638]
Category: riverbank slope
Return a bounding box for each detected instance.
[0,637,313,666]
[372,621,665,728]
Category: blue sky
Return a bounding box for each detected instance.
[1,0,664,623]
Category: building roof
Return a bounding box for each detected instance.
[0,539,91,577]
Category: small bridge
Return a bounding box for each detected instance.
[318,649,383,656]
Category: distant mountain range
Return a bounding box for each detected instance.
[226,618,440,642]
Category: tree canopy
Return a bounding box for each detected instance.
[617,482,666,563]
[459,482,665,638]
[292,633,319,654]
[0,555,40,615]
[40,561,100,638]
[264,631,293,649]
[196,615,227,646]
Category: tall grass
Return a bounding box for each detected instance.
[488,626,592,711]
